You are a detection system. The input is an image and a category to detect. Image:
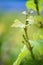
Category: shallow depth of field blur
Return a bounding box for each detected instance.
[0,0,43,65]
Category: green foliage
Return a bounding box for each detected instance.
[13,16,43,65]
[0,0,43,65]
[26,1,36,10]
[13,45,29,65]
[13,40,43,65]
[13,0,43,65]
[26,0,43,13]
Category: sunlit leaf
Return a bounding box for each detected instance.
[26,1,36,11]
[13,45,29,65]
[26,0,43,13]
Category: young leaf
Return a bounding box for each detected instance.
[13,45,29,65]
[26,1,36,11]
[26,0,43,13]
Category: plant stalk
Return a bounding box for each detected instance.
[23,12,35,59]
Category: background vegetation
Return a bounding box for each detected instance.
[0,0,43,65]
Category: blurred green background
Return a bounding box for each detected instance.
[0,0,43,65]
[0,11,43,65]
[0,12,25,65]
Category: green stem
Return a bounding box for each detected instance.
[23,12,35,59]
[13,10,35,65]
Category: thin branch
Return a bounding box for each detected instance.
[23,34,32,50]
[22,11,35,59]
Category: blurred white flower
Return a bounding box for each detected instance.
[26,16,34,25]
[22,10,33,15]
[22,11,27,15]
[30,10,34,13]
[11,19,27,28]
